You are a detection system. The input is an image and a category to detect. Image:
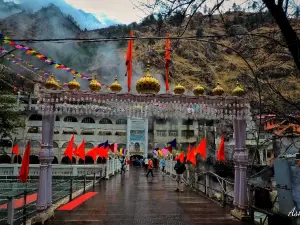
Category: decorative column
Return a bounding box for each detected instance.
[238,119,248,215]
[47,113,55,207]
[36,112,54,213]
[231,119,248,220]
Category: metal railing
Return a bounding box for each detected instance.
[165,160,234,207]
[0,159,121,225]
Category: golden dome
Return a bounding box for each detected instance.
[174,84,185,95]
[109,76,122,93]
[193,85,205,96]
[45,74,59,89]
[89,76,101,92]
[232,82,245,97]
[212,82,224,96]
[68,76,80,90]
[136,64,160,94]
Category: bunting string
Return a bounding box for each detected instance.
[0,34,91,81]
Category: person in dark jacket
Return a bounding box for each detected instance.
[174,159,186,192]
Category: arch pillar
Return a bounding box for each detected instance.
[36,110,55,217]
[231,118,249,219]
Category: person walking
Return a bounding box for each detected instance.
[144,157,149,171]
[160,158,166,173]
[120,156,126,174]
[146,157,154,178]
[174,159,186,192]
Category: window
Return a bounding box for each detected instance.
[168,119,178,125]
[169,130,178,136]
[116,119,127,124]
[30,140,40,148]
[182,119,193,125]
[181,130,194,137]
[85,142,94,149]
[156,130,167,137]
[28,127,40,133]
[99,118,113,124]
[81,130,95,135]
[82,117,95,123]
[62,128,77,134]
[99,131,112,135]
[62,142,76,149]
[28,114,42,121]
[53,142,59,148]
[156,119,167,125]
[115,132,126,136]
[64,116,78,122]
[55,116,60,121]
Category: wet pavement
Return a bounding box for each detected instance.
[48,167,251,225]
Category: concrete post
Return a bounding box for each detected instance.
[231,119,248,219]
[105,157,109,179]
[36,107,55,219]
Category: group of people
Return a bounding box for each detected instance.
[120,156,186,192]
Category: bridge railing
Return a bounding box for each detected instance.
[0,158,121,225]
[165,160,234,206]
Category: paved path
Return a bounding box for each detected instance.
[48,167,252,225]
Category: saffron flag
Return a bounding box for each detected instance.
[74,140,85,160]
[12,144,19,155]
[125,30,134,93]
[187,147,197,166]
[86,147,98,161]
[63,134,74,162]
[175,152,184,163]
[167,138,176,148]
[217,136,225,162]
[196,138,206,160]
[119,148,123,155]
[158,150,162,156]
[18,141,30,183]
[165,33,171,92]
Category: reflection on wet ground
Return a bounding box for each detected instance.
[48,167,251,225]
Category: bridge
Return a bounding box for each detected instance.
[43,167,249,225]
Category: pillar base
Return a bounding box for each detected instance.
[231,208,251,221]
[32,208,54,225]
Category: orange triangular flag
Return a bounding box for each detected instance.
[63,135,74,162]
[187,148,197,166]
[175,152,185,163]
[97,145,105,157]
[196,138,206,160]
[12,144,19,155]
[18,141,30,183]
[86,147,98,161]
[74,140,85,160]
[217,136,225,162]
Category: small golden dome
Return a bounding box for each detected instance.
[136,64,160,94]
[68,76,80,90]
[89,76,101,92]
[110,76,122,93]
[232,82,245,97]
[45,74,59,89]
[193,85,205,96]
[212,82,224,96]
[174,84,185,95]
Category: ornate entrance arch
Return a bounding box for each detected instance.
[36,82,250,216]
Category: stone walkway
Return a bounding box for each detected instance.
[48,167,252,225]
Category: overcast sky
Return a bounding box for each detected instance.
[64,0,153,24]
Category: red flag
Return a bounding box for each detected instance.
[12,144,19,156]
[166,145,172,153]
[74,140,85,160]
[196,138,206,160]
[217,136,225,162]
[109,143,116,152]
[18,141,30,183]
[86,147,98,161]
[63,134,74,162]
[125,30,134,93]
[165,33,171,92]
[98,145,109,159]
[175,152,184,163]
[187,148,197,166]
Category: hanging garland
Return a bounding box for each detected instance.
[0,34,91,81]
